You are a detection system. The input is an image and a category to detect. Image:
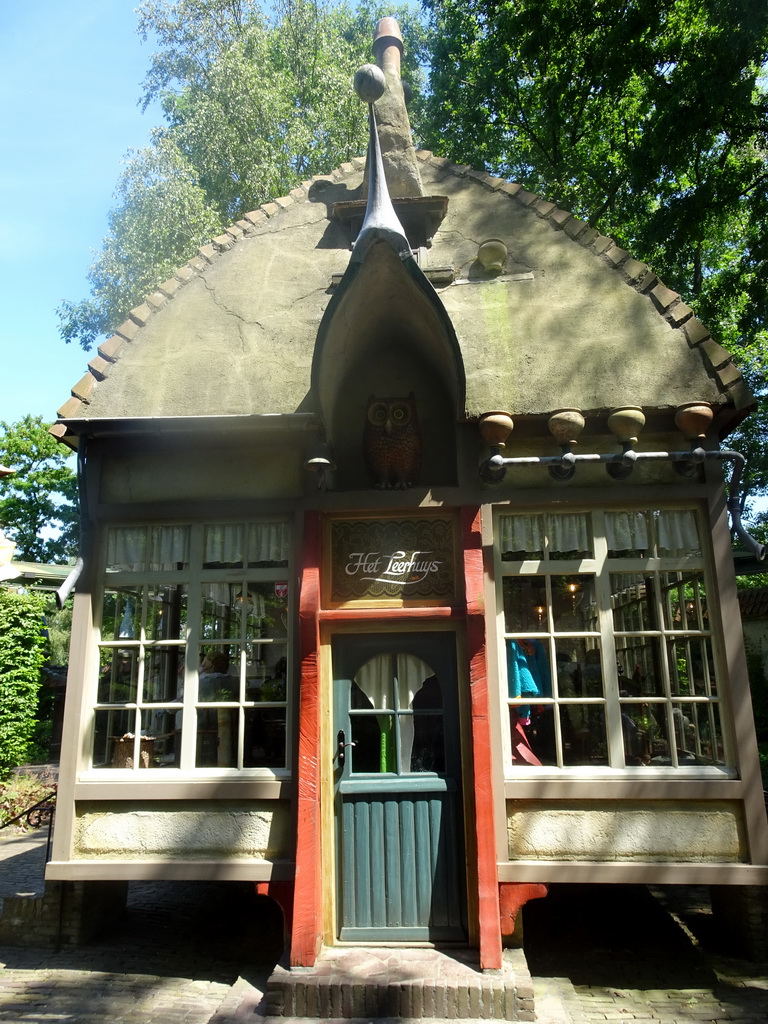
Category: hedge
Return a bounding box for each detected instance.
[0,589,47,779]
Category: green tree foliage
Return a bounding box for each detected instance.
[424,0,768,491]
[0,590,47,780]
[0,417,78,563]
[59,0,429,351]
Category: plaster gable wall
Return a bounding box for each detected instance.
[418,161,724,417]
[84,180,363,420]
[69,154,742,427]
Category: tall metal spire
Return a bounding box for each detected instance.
[351,100,411,263]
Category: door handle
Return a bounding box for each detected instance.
[337,729,356,767]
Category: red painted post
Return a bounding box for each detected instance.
[462,506,503,969]
[290,510,323,967]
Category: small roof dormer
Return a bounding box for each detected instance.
[310,20,465,489]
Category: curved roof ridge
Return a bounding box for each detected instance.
[414,149,754,417]
[51,154,368,440]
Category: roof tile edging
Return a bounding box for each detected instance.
[419,149,752,411]
[53,157,368,432]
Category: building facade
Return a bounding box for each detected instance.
[48,20,768,970]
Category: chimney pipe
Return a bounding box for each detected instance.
[373,17,403,76]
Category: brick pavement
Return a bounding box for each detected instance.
[0,826,275,1023]
[524,882,768,1023]
[2,826,768,1023]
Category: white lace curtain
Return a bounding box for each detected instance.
[499,513,590,556]
[355,654,432,772]
[604,510,699,556]
[107,525,190,572]
[500,511,700,560]
[655,510,700,556]
[204,521,290,565]
[605,512,648,552]
[107,521,290,572]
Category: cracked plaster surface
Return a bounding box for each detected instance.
[83,158,724,421]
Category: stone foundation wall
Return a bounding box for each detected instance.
[710,884,768,961]
[507,800,745,862]
[73,800,290,860]
[0,880,127,947]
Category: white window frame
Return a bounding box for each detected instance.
[87,519,292,779]
[494,505,734,779]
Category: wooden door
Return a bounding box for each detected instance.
[332,631,467,942]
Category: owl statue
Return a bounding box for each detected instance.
[364,394,422,489]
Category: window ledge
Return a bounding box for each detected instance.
[74,773,292,801]
[504,771,743,801]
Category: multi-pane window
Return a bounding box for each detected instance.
[497,508,727,773]
[93,521,291,772]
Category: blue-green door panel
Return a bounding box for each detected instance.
[333,632,467,942]
[339,791,465,941]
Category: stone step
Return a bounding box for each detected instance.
[265,948,535,1021]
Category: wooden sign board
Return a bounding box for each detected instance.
[326,515,457,607]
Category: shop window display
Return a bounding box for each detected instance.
[92,520,291,773]
[497,509,727,772]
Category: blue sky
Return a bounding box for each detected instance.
[0,1,160,425]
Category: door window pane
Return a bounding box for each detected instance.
[350,708,395,773]
[354,658,394,711]
[402,674,445,774]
